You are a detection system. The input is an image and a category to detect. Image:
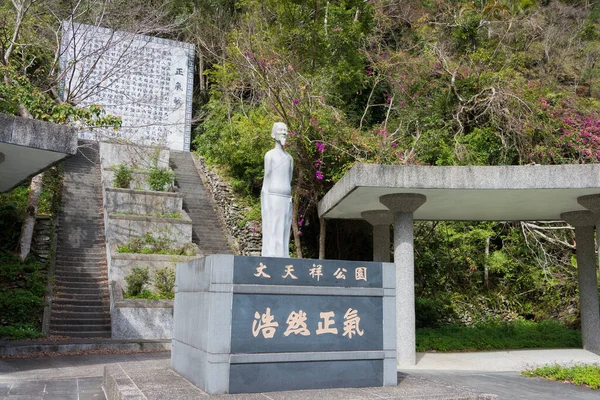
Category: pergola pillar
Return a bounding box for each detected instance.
[379,193,426,366]
[361,210,393,262]
[578,195,600,270]
[561,210,600,354]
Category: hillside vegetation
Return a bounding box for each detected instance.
[193,0,600,327]
[2,0,600,328]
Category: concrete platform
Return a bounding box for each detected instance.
[403,348,600,372]
[103,357,497,399]
[0,338,170,357]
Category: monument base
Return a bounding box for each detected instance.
[171,255,397,394]
[102,354,498,399]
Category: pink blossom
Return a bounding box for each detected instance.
[316,170,323,180]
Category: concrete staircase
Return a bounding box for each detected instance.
[170,151,232,255]
[50,142,111,338]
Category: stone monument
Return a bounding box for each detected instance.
[261,122,293,257]
[60,22,194,151]
[171,255,397,394]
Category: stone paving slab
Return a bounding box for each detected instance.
[0,376,104,400]
[105,358,497,400]
[406,370,600,400]
[402,349,600,372]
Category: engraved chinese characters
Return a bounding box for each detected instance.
[60,22,194,151]
[254,262,368,283]
[261,122,293,257]
[252,307,364,339]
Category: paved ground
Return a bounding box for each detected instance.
[0,349,599,399]
[405,370,600,400]
[0,352,167,399]
[402,348,600,371]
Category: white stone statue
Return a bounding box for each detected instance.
[261,122,293,257]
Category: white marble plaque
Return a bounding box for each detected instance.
[60,22,194,151]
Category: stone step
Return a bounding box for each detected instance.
[48,330,111,338]
[55,254,106,261]
[56,244,106,250]
[55,280,108,288]
[54,287,107,295]
[55,267,107,274]
[50,310,110,319]
[55,262,106,268]
[53,292,108,300]
[51,323,110,332]
[54,271,107,278]
[53,298,109,307]
[51,317,111,326]
[55,246,106,252]
[58,220,104,226]
[55,259,106,266]
[51,304,109,313]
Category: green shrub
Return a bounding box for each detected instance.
[0,203,23,251]
[147,167,174,191]
[154,267,175,299]
[0,289,44,325]
[114,165,133,188]
[123,288,171,300]
[416,320,581,352]
[0,323,42,340]
[124,267,150,297]
[116,232,197,256]
[415,297,453,329]
[523,364,600,390]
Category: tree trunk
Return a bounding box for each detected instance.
[19,172,44,260]
[291,194,303,258]
[319,217,326,259]
[484,236,490,288]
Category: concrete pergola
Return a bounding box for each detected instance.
[318,163,600,366]
[0,113,78,192]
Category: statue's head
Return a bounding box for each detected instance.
[271,122,288,146]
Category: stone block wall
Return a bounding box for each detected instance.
[99,143,199,340]
[106,212,192,246]
[105,188,183,215]
[109,281,174,340]
[107,243,197,290]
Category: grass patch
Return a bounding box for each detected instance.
[523,364,600,389]
[116,233,197,256]
[113,211,182,219]
[416,320,581,352]
[123,289,173,300]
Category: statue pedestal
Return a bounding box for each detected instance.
[171,255,397,394]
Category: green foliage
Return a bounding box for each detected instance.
[0,65,121,129]
[124,289,172,300]
[114,165,133,189]
[116,232,197,256]
[415,297,455,329]
[523,364,600,390]
[154,267,176,299]
[0,289,44,326]
[147,167,174,192]
[0,323,43,340]
[124,267,150,297]
[416,320,582,352]
[38,166,63,216]
[195,101,273,195]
